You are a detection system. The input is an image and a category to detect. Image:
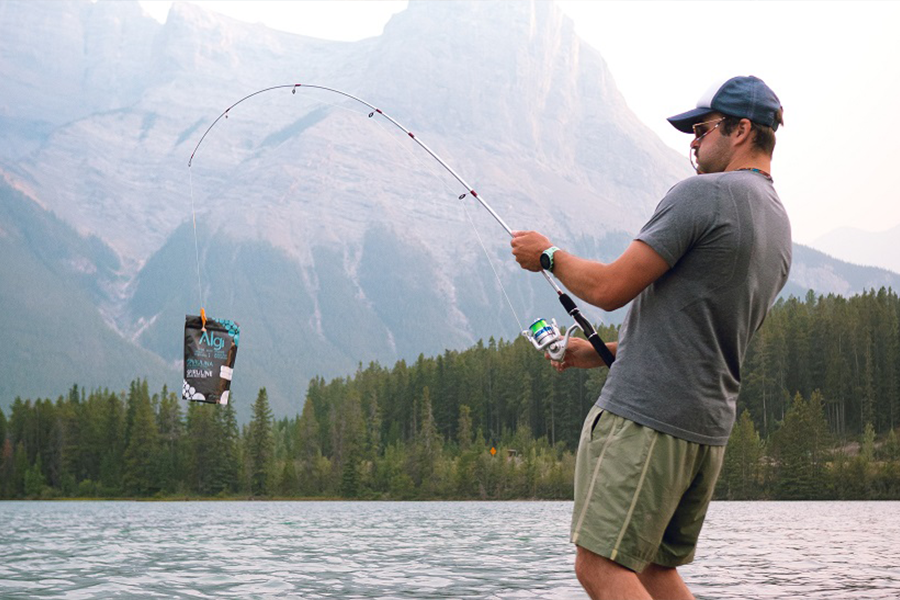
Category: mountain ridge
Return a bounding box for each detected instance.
[810,224,900,275]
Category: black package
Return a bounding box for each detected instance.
[183,315,240,405]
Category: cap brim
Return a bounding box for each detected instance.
[667,107,714,133]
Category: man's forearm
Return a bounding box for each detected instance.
[552,251,620,311]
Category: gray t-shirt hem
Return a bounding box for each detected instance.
[594,398,730,446]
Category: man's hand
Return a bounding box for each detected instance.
[510,230,552,272]
[548,337,611,372]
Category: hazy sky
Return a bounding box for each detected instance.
[139,1,900,246]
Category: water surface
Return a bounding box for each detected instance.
[1,500,897,599]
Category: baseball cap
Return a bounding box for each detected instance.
[668,75,783,133]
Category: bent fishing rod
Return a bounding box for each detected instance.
[189,83,615,368]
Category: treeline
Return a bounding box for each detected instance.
[0,328,601,500]
[2,289,900,501]
[739,288,900,437]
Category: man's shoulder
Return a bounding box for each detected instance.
[665,173,723,198]
[657,174,724,214]
[665,171,773,203]
[671,172,733,190]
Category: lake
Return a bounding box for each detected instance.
[0,500,897,599]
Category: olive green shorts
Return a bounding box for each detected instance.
[570,405,725,573]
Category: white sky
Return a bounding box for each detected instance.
[138,1,900,245]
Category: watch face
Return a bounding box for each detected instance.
[540,253,551,270]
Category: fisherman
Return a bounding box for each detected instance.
[511,75,791,600]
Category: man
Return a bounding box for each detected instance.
[511,75,792,600]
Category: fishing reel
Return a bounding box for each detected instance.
[522,318,582,362]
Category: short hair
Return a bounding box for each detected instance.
[720,109,783,156]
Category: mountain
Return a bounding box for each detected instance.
[1,0,897,420]
[810,224,900,275]
[0,175,176,397]
[784,243,900,298]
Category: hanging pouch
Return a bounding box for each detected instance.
[183,315,240,405]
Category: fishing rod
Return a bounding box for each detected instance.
[189,83,615,368]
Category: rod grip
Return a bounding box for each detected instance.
[558,293,615,368]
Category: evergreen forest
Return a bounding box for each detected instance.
[2,289,900,501]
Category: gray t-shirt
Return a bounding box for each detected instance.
[596,170,791,445]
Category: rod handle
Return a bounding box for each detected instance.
[558,293,615,368]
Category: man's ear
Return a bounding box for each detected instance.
[735,118,754,146]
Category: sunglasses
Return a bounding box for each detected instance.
[692,117,727,140]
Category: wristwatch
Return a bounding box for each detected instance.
[540,246,560,272]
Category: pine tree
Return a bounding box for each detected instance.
[457,405,473,452]
[856,422,877,497]
[247,388,274,496]
[217,398,242,494]
[279,458,300,497]
[411,387,440,492]
[720,410,763,499]
[771,390,832,499]
[340,450,360,498]
[0,407,7,451]
[55,398,79,496]
[882,428,900,498]
[156,387,184,494]
[186,402,218,495]
[861,331,876,429]
[13,441,28,498]
[295,400,321,496]
[46,401,65,491]
[98,392,126,496]
[24,453,47,497]
[123,383,160,496]
[0,437,13,498]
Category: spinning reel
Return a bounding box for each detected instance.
[522,318,583,362]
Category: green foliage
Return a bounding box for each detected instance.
[739,288,900,438]
[718,410,764,500]
[279,459,300,497]
[770,391,832,499]
[217,400,242,494]
[0,408,7,451]
[4,288,900,500]
[156,385,185,494]
[123,380,160,496]
[0,438,14,498]
[24,453,47,497]
[247,388,275,496]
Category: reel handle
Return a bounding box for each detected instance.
[547,322,583,361]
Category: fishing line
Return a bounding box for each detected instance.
[460,198,525,332]
[188,167,206,328]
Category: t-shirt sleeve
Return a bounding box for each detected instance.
[635,177,718,268]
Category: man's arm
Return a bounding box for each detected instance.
[553,240,670,311]
[510,232,670,311]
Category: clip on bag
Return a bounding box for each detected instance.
[183,314,240,405]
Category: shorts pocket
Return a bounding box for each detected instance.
[589,409,605,441]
